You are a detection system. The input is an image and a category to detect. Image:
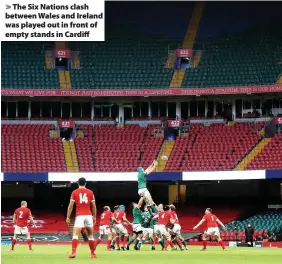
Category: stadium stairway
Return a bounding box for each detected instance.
[58,71,71,89]
[182,1,205,49]
[169,1,205,88]
[155,140,175,172]
[63,141,79,172]
[45,55,53,69]
[276,73,282,84]
[235,138,272,170]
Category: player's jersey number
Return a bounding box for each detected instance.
[19,211,23,218]
[79,193,88,204]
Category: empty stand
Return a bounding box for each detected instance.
[182,24,282,88]
[1,125,66,172]
[69,33,176,89]
[1,42,59,89]
[74,124,163,172]
[166,122,265,171]
[246,133,282,170]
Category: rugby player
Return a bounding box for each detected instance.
[193,208,227,251]
[11,201,35,251]
[66,177,97,258]
[126,197,144,250]
[137,160,158,213]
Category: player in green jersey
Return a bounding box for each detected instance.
[126,197,144,250]
[137,160,158,214]
[142,206,155,250]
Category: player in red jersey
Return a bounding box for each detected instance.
[66,177,97,258]
[11,201,35,251]
[112,205,131,250]
[153,205,176,250]
[94,206,117,251]
[193,208,227,251]
[169,204,188,250]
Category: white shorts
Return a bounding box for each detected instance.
[138,188,152,201]
[143,228,154,236]
[99,225,112,235]
[154,224,169,236]
[74,215,93,228]
[14,225,28,235]
[205,227,220,236]
[113,223,128,235]
[133,224,143,233]
[171,224,181,235]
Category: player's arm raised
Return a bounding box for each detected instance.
[137,197,144,208]
[66,199,75,224]
[216,218,227,231]
[91,200,97,225]
[193,219,205,230]
[145,160,158,175]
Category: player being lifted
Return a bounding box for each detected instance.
[94,206,117,251]
[126,197,144,250]
[137,160,158,213]
[193,208,227,251]
[66,177,97,258]
[11,201,35,251]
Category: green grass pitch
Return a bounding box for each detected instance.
[2,245,282,264]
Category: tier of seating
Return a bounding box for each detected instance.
[74,124,163,172]
[1,42,59,89]
[1,212,68,234]
[226,211,282,233]
[182,24,282,88]
[1,125,66,172]
[165,122,265,171]
[246,133,282,170]
[69,34,175,89]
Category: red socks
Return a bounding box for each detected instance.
[154,237,158,246]
[165,240,174,249]
[203,240,207,249]
[219,240,225,249]
[175,239,183,249]
[94,238,101,250]
[116,236,120,247]
[27,239,32,250]
[72,239,78,254]
[11,239,16,250]
[89,240,95,254]
[107,240,111,250]
[122,236,128,247]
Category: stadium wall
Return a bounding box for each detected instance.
[1,170,282,181]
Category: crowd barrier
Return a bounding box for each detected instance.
[0,170,281,182]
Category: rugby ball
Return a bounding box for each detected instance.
[162,155,168,161]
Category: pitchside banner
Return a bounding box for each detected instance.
[2,0,105,41]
